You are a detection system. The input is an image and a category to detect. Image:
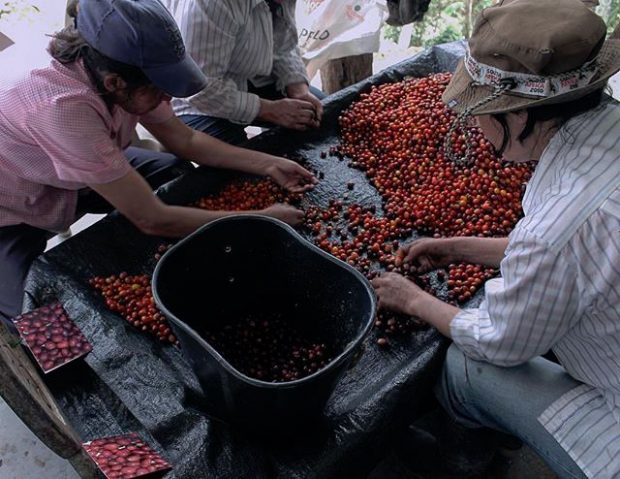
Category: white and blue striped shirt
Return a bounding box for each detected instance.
[164,0,308,124]
[452,99,620,478]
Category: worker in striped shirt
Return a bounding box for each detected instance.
[372,0,620,477]
[164,0,324,145]
[0,0,316,329]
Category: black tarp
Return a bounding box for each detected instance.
[24,42,467,479]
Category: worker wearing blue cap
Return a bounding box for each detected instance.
[0,0,317,327]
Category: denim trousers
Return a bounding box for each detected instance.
[0,147,189,329]
[436,343,587,479]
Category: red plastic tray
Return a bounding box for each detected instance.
[82,433,172,479]
[13,301,92,373]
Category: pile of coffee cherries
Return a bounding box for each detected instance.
[90,272,177,345]
[446,262,498,303]
[203,314,332,382]
[336,73,532,285]
[304,202,393,274]
[195,178,302,211]
[374,311,426,346]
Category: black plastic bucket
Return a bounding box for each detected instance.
[152,216,376,430]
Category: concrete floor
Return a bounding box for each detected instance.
[0,398,79,479]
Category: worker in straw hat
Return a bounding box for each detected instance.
[372,0,620,476]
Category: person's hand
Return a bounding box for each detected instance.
[265,158,318,193]
[259,98,319,130]
[261,203,305,226]
[371,272,423,316]
[396,238,457,273]
[286,82,323,124]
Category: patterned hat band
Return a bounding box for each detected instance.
[464,48,599,98]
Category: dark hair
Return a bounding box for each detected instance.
[48,26,151,102]
[490,88,606,155]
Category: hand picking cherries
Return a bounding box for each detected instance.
[82,433,171,479]
[13,302,92,373]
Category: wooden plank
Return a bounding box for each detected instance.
[581,0,599,8]
[0,32,14,52]
[612,20,620,40]
[0,323,97,477]
[319,53,373,95]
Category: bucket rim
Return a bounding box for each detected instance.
[152,214,377,388]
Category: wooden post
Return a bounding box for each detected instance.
[0,32,13,52]
[398,23,414,49]
[612,21,620,40]
[463,0,474,39]
[0,323,98,478]
[580,0,599,8]
[319,53,374,95]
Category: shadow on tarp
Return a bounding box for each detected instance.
[24,41,466,479]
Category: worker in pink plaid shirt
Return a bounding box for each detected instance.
[0,0,317,328]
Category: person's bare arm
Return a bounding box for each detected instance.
[399,236,509,272]
[372,273,459,337]
[143,116,316,193]
[89,169,304,238]
[444,237,509,266]
[612,20,620,40]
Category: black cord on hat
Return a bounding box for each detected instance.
[444,78,517,166]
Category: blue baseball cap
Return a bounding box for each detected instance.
[77,0,207,98]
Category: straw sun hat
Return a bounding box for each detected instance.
[443,0,620,116]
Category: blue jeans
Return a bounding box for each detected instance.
[0,147,190,329]
[180,83,326,145]
[436,344,587,479]
[179,115,248,145]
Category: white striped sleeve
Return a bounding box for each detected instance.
[181,1,261,123]
[272,1,309,91]
[450,227,583,366]
[539,384,620,478]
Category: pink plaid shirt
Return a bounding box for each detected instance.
[0,53,173,232]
